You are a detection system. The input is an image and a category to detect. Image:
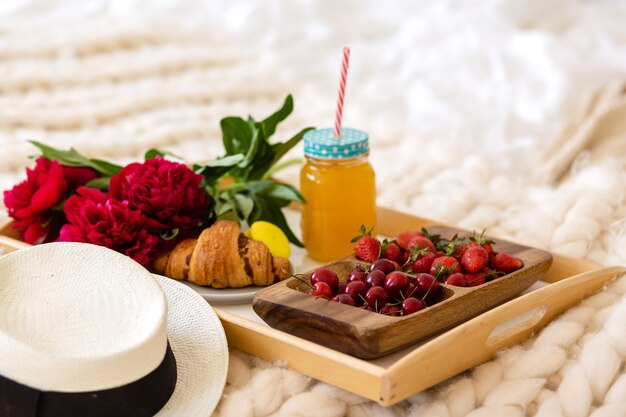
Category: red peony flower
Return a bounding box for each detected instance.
[3,157,69,244]
[61,165,99,189]
[58,187,159,268]
[3,158,101,244]
[109,156,211,230]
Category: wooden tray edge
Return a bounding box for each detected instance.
[381,265,624,405]
[0,207,610,406]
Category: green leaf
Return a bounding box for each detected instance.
[238,180,304,247]
[215,193,234,215]
[144,149,184,161]
[250,127,313,179]
[207,95,313,247]
[216,206,239,222]
[29,140,122,176]
[204,154,246,167]
[83,177,112,191]
[145,149,165,159]
[233,193,254,220]
[241,181,304,204]
[238,127,264,169]
[247,126,313,181]
[249,193,303,247]
[220,117,253,156]
[261,95,293,138]
[195,154,245,185]
[264,183,305,204]
[89,159,123,177]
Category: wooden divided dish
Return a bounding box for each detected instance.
[253,225,553,359]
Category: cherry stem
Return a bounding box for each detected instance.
[291,273,313,289]
[422,277,437,300]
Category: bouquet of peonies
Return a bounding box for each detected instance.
[3,96,312,269]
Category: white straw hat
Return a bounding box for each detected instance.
[0,242,228,417]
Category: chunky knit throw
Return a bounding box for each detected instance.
[2,2,626,415]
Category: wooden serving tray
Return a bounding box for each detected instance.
[0,207,619,406]
[253,226,553,358]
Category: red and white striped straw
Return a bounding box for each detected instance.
[333,47,350,138]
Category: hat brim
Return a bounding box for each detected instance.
[153,274,228,417]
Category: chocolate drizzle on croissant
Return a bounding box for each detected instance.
[152,220,292,288]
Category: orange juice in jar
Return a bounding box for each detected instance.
[300,128,376,261]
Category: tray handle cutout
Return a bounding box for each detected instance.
[486,305,547,348]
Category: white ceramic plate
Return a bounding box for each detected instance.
[177,279,262,305]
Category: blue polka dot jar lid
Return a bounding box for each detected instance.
[303,128,369,160]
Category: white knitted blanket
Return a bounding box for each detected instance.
[2,2,626,416]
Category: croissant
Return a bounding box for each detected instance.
[152,220,293,288]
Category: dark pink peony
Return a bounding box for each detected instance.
[61,165,99,189]
[109,156,211,230]
[58,187,158,268]
[3,157,68,244]
[3,158,101,244]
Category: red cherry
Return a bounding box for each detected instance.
[310,281,334,298]
[331,294,356,306]
[379,304,402,316]
[445,272,467,287]
[404,282,417,299]
[402,297,427,315]
[337,283,347,294]
[415,273,440,298]
[365,270,385,288]
[310,268,339,292]
[344,280,368,303]
[384,271,410,299]
[347,268,367,283]
[364,286,388,310]
[369,259,398,275]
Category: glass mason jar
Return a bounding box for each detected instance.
[300,128,377,261]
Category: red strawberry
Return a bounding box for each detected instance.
[437,234,467,260]
[396,229,424,249]
[445,272,467,287]
[354,236,381,263]
[465,268,498,287]
[465,272,486,287]
[454,244,468,261]
[381,240,405,264]
[351,225,380,263]
[469,230,495,257]
[430,256,461,278]
[461,245,489,273]
[490,253,523,273]
[410,251,437,274]
[407,236,437,254]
